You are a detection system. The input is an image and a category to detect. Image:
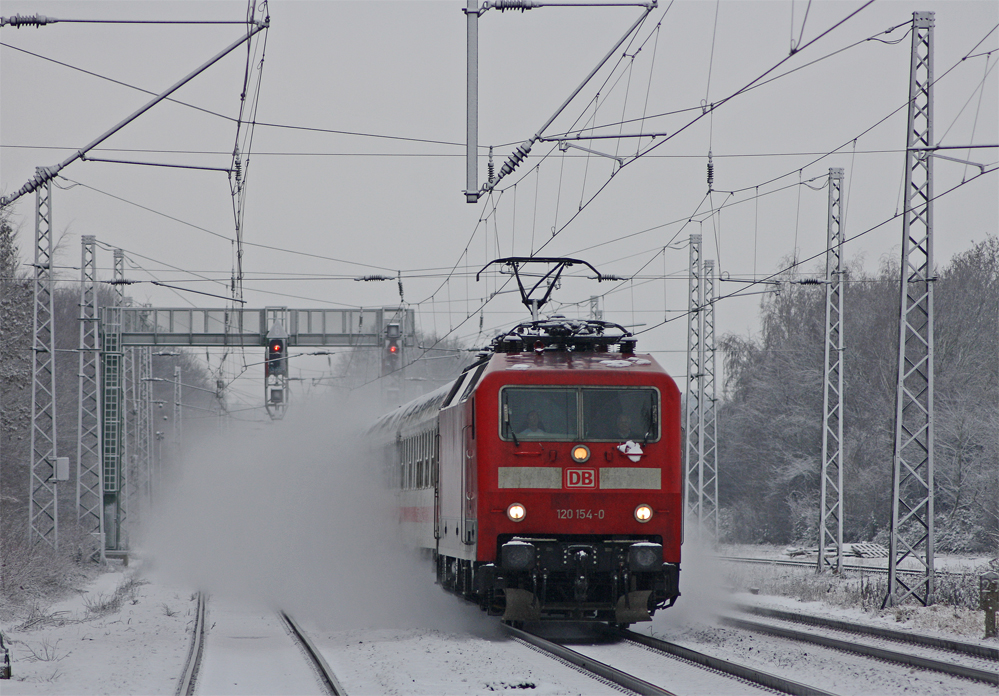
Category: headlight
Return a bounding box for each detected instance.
[507,502,526,522]
[571,445,590,463]
[501,541,536,571]
[628,542,663,571]
[634,504,653,523]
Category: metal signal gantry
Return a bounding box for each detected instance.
[886,11,936,607]
[818,168,845,574]
[76,236,104,560]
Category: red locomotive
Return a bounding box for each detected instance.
[372,258,681,625]
[373,316,682,625]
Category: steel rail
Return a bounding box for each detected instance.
[279,611,348,696]
[504,624,677,696]
[616,628,837,696]
[723,616,999,685]
[732,604,999,661]
[176,592,206,696]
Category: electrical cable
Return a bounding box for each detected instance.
[0,40,474,150]
[703,0,721,110]
[485,3,881,265]
[792,0,813,54]
[547,14,909,141]
[56,175,397,272]
[633,166,997,336]
[553,16,996,262]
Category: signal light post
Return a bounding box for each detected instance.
[381,322,403,405]
[265,322,289,420]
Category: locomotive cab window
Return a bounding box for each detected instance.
[501,387,659,442]
[583,388,659,442]
[502,388,578,441]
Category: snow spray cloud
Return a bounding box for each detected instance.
[650,538,730,634]
[143,390,492,633]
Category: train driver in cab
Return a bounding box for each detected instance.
[520,410,547,437]
[615,412,635,440]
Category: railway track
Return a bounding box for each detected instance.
[504,623,676,695]
[614,627,836,696]
[717,555,963,577]
[734,603,999,661]
[507,623,831,696]
[279,611,349,696]
[723,606,999,686]
[176,592,206,696]
[175,594,347,695]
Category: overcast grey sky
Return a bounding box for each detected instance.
[2,0,996,413]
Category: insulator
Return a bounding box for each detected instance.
[706,151,714,190]
[486,0,537,12]
[499,141,532,178]
[487,146,495,185]
[2,14,54,28]
[233,148,242,184]
[798,278,822,285]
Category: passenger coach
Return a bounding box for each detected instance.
[372,317,682,625]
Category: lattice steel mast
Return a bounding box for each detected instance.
[140,347,153,505]
[818,168,846,574]
[28,176,60,549]
[76,236,104,559]
[173,366,183,456]
[101,284,125,550]
[131,346,152,522]
[683,234,705,541]
[886,11,936,607]
[701,260,719,541]
[114,250,129,550]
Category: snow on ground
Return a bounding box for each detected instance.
[567,638,772,695]
[2,544,996,695]
[716,543,999,641]
[638,618,998,696]
[1,562,194,695]
[310,625,621,695]
[195,597,325,696]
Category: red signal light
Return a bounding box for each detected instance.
[389,344,398,353]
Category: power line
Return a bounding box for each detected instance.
[634,166,997,336]
[56,175,398,272]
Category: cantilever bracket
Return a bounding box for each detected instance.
[558,141,625,167]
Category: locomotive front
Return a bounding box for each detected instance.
[436,320,682,625]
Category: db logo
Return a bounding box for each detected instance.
[565,469,597,488]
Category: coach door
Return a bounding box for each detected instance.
[462,397,477,546]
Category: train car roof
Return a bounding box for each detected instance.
[369,380,454,437]
[484,350,668,375]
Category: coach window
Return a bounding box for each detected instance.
[501,388,578,441]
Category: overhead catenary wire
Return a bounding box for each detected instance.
[56,176,398,272]
[483,2,885,266]
[633,166,997,337]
